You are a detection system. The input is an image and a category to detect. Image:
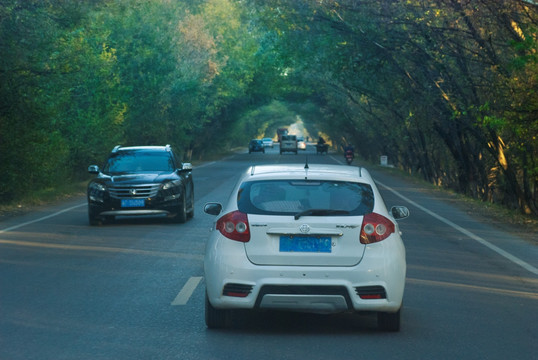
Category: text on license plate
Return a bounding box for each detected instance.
[121,199,145,208]
[279,236,332,253]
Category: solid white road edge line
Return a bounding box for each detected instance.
[376,180,538,276]
[0,203,87,234]
[171,276,203,306]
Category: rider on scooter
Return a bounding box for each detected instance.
[343,143,354,153]
[343,143,354,164]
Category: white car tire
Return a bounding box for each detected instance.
[205,292,229,329]
[377,308,401,332]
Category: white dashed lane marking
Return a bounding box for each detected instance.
[171,276,203,305]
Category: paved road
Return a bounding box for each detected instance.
[1,145,536,360]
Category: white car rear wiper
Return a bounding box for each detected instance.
[294,209,350,220]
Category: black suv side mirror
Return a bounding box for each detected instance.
[182,163,193,171]
[88,165,100,174]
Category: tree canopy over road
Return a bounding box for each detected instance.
[1,0,536,215]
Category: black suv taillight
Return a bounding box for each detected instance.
[360,213,395,244]
[216,210,250,242]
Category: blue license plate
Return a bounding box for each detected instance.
[121,199,145,208]
[279,236,332,253]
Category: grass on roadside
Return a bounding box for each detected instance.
[0,180,88,220]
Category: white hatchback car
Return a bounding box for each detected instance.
[203,164,409,331]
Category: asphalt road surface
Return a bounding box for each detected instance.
[1,145,537,360]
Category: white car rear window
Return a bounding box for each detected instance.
[237,180,374,216]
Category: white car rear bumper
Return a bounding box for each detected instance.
[204,235,406,314]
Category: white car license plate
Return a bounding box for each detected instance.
[279,236,331,253]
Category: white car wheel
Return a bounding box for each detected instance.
[377,308,401,332]
[205,292,229,329]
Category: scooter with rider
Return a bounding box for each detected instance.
[343,143,354,165]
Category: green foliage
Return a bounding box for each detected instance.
[1,0,270,199]
[251,0,537,214]
[236,100,297,142]
[0,0,536,215]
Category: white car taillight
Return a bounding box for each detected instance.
[360,213,395,244]
[216,210,250,242]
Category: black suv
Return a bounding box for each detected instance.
[87,145,194,225]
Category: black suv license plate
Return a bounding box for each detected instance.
[121,199,145,208]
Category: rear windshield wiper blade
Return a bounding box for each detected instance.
[294,209,350,220]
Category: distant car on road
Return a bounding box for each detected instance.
[297,136,306,150]
[87,145,194,225]
[203,163,410,331]
[248,139,265,154]
[279,135,298,154]
[262,138,274,148]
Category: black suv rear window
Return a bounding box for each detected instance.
[237,180,374,216]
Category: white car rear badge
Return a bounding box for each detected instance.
[299,224,311,234]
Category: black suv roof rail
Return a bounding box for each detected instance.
[111,144,171,153]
